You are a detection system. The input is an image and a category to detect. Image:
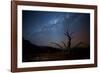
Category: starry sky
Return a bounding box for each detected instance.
[22,10,90,48]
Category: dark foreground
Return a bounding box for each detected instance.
[22,39,90,62]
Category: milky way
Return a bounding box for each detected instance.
[22,10,90,48]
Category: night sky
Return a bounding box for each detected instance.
[22,10,90,48]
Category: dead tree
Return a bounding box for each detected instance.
[64,30,74,53]
[64,30,74,49]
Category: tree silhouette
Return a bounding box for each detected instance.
[64,29,74,53]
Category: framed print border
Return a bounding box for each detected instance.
[11,1,97,72]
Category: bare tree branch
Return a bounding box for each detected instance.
[70,32,74,36]
[62,41,67,49]
[50,42,64,49]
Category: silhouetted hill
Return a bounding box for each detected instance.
[23,38,62,52]
[22,38,64,62]
[22,38,90,62]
